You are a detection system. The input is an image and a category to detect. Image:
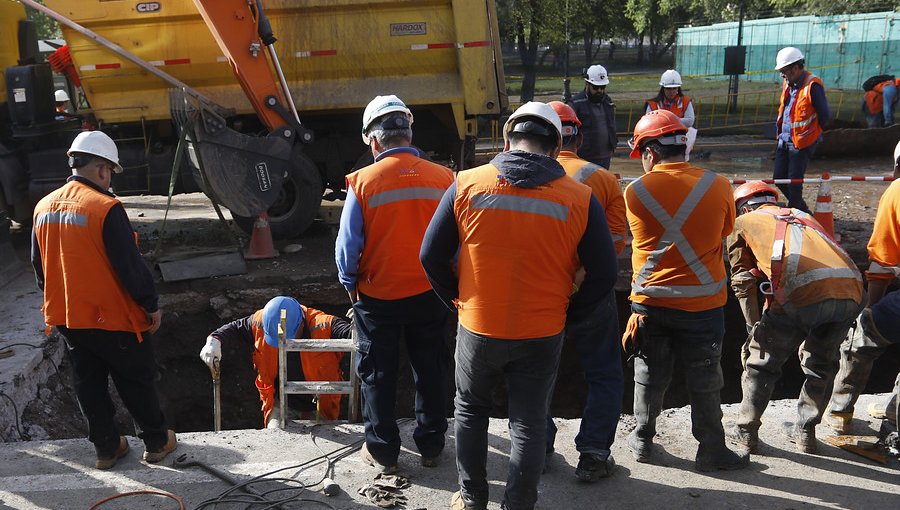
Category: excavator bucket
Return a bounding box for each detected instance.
[170,91,292,218]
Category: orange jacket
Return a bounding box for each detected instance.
[777,73,824,150]
[866,180,900,282]
[454,163,592,339]
[33,180,151,336]
[625,162,735,312]
[864,78,900,115]
[346,151,453,300]
[251,306,344,423]
[557,151,627,255]
[727,205,862,312]
[647,95,692,118]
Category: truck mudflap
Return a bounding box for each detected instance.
[172,94,292,218]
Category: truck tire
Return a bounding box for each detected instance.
[233,150,324,240]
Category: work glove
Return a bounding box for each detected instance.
[200,336,222,367]
[621,312,648,363]
[358,484,407,508]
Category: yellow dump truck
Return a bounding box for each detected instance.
[1,0,507,237]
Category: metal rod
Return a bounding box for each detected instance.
[266,45,302,125]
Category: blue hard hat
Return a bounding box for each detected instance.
[262,296,304,348]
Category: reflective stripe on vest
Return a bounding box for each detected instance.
[755,207,861,304]
[369,186,447,208]
[573,162,603,183]
[868,261,900,277]
[471,193,569,221]
[631,171,725,298]
[790,113,818,129]
[35,211,88,227]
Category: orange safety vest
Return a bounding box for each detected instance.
[557,151,627,255]
[345,151,453,300]
[625,162,735,312]
[866,179,900,282]
[250,306,344,422]
[454,163,591,339]
[647,95,692,118]
[33,180,151,337]
[777,72,824,150]
[864,78,900,115]
[738,206,862,311]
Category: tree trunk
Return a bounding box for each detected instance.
[636,34,644,65]
[582,30,594,67]
[517,14,540,103]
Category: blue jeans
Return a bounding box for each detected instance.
[546,292,623,455]
[630,303,727,449]
[455,325,563,510]
[739,298,861,430]
[353,291,450,466]
[773,139,816,213]
[864,84,897,127]
[871,288,900,341]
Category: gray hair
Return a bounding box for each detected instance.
[366,112,412,149]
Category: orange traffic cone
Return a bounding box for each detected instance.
[244,212,279,259]
[813,172,840,242]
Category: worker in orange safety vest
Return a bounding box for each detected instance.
[773,46,830,212]
[544,100,625,481]
[199,296,350,427]
[724,181,863,454]
[336,95,454,475]
[824,141,900,435]
[31,130,175,469]
[421,101,617,510]
[621,109,747,472]
[861,75,900,127]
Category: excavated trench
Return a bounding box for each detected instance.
[24,283,900,438]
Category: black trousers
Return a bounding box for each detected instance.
[59,326,168,454]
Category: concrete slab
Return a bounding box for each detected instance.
[0,269,63,443]
[0,396,896,509]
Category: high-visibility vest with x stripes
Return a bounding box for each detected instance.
[557,151,628,255]
[346,151,453,300]
[625,162,735,312]
[454,163,592,339]
[735,206,863,312]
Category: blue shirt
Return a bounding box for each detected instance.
[778,72,830,144]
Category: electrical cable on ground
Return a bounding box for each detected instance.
[88,489,185,510]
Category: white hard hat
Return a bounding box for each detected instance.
[67,131,123,173]
[775,47,804,70]
[893,140,900,166]
[660,69,682,88]
[503,101,562,149]
[54,89,69,102]
[361,95,413,144]
[584,64,610,86]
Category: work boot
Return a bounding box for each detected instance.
[143,429,177,463]
[627,429,652,463]
[695,444,750,472]
[574,452,615,482]
[421,453,440,468]
[823,411,853,435]
[95,436,129,470]
[360,443,397,474]
[782,421,816,454]
[630,382,663,463]
[450,490,487,510]
[725,422,759,453]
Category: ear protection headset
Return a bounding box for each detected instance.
[68,153,92,169]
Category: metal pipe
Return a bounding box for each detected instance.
[266,45,302,125]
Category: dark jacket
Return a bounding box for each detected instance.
[569,90,617,164]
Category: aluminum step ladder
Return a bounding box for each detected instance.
[277,311,360,428]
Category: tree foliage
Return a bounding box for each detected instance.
[24,0,61,40]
